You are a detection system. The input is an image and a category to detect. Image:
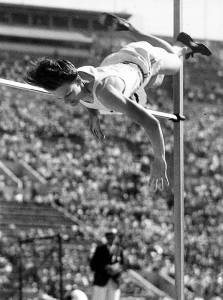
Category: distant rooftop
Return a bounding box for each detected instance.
[0,0,222,41]
[0,0,129,14]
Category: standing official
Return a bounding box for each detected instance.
[90,229,125,300]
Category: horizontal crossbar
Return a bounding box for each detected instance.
[145,109,185,121]
[0,78,185,121]
[0,78,49,94]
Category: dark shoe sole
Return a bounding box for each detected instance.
[99,13,131,31]
[177,32,212,58]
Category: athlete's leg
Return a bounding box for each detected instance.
[132,30,187,56]
[151,46,184,75]
[101,13,211,59]
[100,13,211,78]
[99,13,185,55]
[125,40,184,76]
[100,13,186,76]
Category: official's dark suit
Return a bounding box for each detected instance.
[90,243,124,287]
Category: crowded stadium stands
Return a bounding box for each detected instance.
[0,41,222,299]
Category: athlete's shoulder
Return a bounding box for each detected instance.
[78,65,97,78]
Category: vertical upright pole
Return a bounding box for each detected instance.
[173,0,184,299]
[18,240,23,300]
[58,234,63,300]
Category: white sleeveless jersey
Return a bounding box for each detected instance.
[79,63,145,114]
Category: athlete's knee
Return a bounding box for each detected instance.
[159,54,181,75]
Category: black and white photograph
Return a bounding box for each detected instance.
[0,0,222,299]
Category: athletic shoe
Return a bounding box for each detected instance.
[177,32,212,59]
[99,13,132,31]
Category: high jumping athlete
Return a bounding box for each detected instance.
[26,13,211,191]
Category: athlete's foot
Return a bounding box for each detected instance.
[177,32,212,59]
[99,13,134,31]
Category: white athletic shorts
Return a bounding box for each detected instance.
[101,41,166,89]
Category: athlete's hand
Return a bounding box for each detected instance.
[149,157,169,191]
[89,113,105,141]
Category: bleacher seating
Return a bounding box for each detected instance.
[0,200,75,238]
[0,41,222,300]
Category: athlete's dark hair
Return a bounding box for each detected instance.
[25,58,78,90]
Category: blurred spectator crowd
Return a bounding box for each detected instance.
[0,45,222,300]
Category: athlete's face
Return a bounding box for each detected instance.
[53,80,82,106]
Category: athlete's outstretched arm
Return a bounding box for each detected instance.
[96,80,169,191]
